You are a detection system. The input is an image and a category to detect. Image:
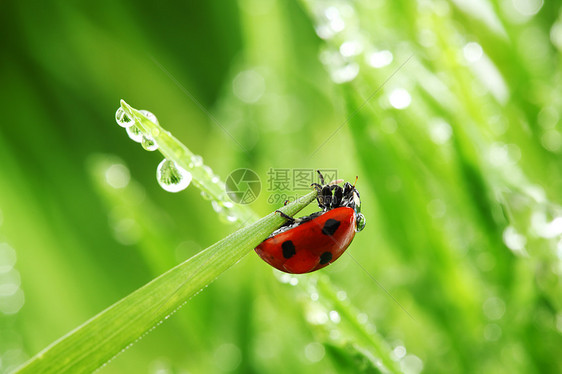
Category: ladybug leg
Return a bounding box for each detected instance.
[342,182,354,202]
[332,185,343,208]
[275,210,296,222]
[311,183,328,210]
[311,182,323,192]
[317,185,332,210]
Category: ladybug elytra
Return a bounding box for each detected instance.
[255,171,366,274]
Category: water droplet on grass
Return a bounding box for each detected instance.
[213,343,242,371]
[367,50,393,68]
[463,42,483,63]
[389,88,412,109]
[105,164,130,189]
[393,345,407,360]
[141,135,158,151]
[503,226,526,253]
[126,125,143,143]
[139,109,159,125]
[115,107,135,128]
[355,213,366,232]
[483,297,506,320]
[191,155,203,167]
[157,159,192,193]
[329,310,341,323]
[222,201,234,209]
[330,62,359,84]
[222,213,238,223]
[201,191,213,200]
[304,342,325,363]
[211,201,223,213]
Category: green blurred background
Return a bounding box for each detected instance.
[1,0,562,373]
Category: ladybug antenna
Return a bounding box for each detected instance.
[353,176,358,188]
[316,170,325,185]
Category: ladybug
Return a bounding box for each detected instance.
[255,171,366,274]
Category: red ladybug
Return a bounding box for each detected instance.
[255,171,366,274]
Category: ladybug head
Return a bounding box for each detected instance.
[311,171,366,232]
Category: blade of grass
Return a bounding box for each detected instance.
[13,190,317,374]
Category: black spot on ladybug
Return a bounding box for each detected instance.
[319,252,333,264]
[322,219,340,236]
[282,240,296,259]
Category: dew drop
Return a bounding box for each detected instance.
[200,191,213,200]
[221,201,234,209]
[105,164,130,189]
[211,200,223,213]
[329,310,341,323]
[278,273,292,284]
[307,307,329,325]
[191,155,203,167]
[233,70,266,104]
[203,165,214,176]
[400,354,424,374]
[393,345,407,360]
[156,159,192,193]
[355,213,366,232]
[340,40,363,57]
[329,329,342,341]
[224,214,238,222]
[141,135,158,151]
[389,88,412,109]
[483,297,506,320]
[126,125,143,143]
[139,109,159,125]
[218,212,238,223]
[367,50,393,68]
[503,226,526,253]
[115,107,135,128]
[304,342,325,363]
[330,62,359,84]
[357,313,368,324]
[463,42,483,63]
[513,0,544,16]
[213,343,242,371]
[483,323,502,341]
[429,119,453,144]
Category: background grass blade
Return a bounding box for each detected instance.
[13,190,317,374]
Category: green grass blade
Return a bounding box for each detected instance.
[13,190,317,374]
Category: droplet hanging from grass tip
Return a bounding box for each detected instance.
[157,159,192,193]
[115,107,135,128]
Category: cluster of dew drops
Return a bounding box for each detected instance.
[115,107,192,193]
